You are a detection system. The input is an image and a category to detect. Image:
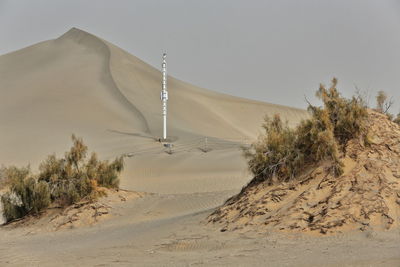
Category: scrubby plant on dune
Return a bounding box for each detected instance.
[244,78,369,185]
[1,166,51,222]
[375,90,393,115]
[38,135,123,206]
[374,90,397,122]
[1,135,124,223]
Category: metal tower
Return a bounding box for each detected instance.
[161,52,168,140]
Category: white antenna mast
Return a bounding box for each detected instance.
[161,52,168,140]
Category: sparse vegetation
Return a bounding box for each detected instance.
[244,78,369,185]
[374,90,399,123]
[1,166,51,222]
[376,90,393,115]
[1,135,124,223]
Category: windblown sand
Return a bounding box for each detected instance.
[0,29,399,266]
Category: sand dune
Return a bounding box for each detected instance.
[0,27,309,196]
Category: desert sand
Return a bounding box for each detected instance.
[0,28,399,266]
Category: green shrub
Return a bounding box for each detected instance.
[245,78,368,185]
[316,78,368,146]
[1,166,50,222]
[1,135,124,223]
[85,153,123,189]
[38,135,123,206]
[38,135,95,206]
[244,114,298,184]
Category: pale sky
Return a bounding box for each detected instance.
[1,0,400,113]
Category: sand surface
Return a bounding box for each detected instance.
[0,28,399,266]
[1,197,399,266]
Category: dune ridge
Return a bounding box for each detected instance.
[57,27,151,133]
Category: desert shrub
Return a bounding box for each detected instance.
[376,91,387,112]
[376,90,393,114]
[38,136,95,206]
[315,78,369,146]
[244,114,298,184]
[1,166,50,222]
[245,78,368,185]
[38,135,123,206]
[85,153,123,189]
[1,135,124,223]
[296,107,343,176]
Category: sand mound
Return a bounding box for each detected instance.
[2,189,143,232]
[208,111,400,234]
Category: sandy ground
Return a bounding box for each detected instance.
[0,28,399,266]
[1,191,399,266]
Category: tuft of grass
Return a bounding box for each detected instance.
[244,78,369,185]
[1,135,124,223]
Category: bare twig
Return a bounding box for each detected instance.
[383,97,394,114]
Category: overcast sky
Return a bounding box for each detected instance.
[1,0,400,112]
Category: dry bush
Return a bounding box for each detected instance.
[376,90,393,114]
[245,78,368,185]
[85,153,123,189]
[244,114,298,184]
[38,135,124,206]
[1,135,124,223]
[316,78,369,146]
[38,135,94,206]
[1,166,51,222]
[376,90,387,112]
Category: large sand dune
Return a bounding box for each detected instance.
[0,27,308,194]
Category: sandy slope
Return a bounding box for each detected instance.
[1,29,398,266]
[208,111,400,235]
[0,27,307,174]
